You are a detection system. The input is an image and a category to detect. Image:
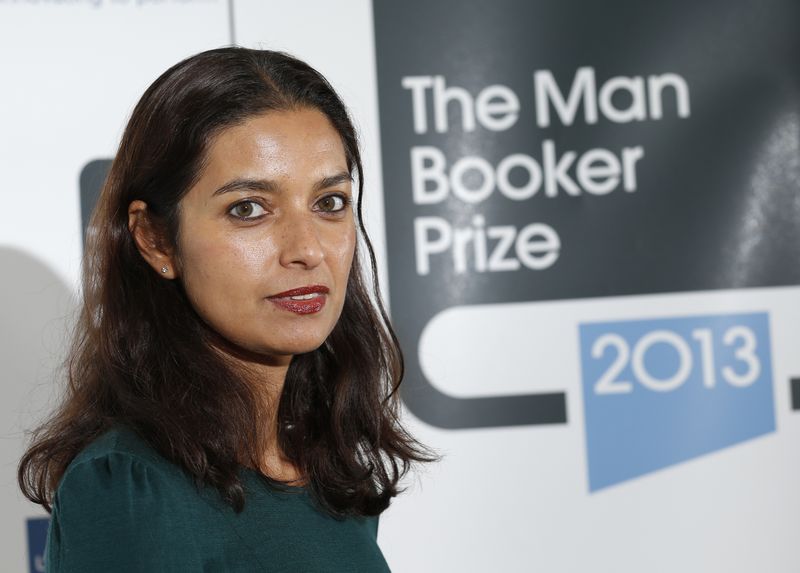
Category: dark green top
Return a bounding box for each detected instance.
[45,426,390,572]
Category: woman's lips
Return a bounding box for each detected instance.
[267,285,328,315]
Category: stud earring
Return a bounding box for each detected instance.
[161,266,168,274]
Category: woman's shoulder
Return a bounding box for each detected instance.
[69,424,166,468]
[47,427,217,571]
[58,425,191,501]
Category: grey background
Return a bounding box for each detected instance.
[373,0,800,428]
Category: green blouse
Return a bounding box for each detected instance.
[45,426,390,572]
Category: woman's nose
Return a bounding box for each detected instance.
[277,211,324,269]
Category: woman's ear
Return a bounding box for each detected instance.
[128,200,179,279]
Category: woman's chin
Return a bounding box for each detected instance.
[231,338,327,363]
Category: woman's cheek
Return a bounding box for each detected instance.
[236,237,277,271]
[187,231,270,280]
[178,237,234,305]
[326,224,356,263]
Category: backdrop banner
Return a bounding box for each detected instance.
[373,0,800,570]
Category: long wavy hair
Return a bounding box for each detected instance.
[18,47,437,517]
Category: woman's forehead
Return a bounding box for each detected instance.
[211,109,344,157]
[195,109,350,194]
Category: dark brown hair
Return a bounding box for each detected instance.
[18,47,437,517]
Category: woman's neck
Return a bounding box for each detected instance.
[206,334,301,480]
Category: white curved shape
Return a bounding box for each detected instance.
[418,301,572,398]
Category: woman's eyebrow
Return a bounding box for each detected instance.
[212,171,352,197]
[212,178,279,196]
[313,171,353,192]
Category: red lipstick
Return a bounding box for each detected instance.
[267,285,329,315]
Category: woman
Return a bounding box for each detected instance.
[18,47,437,572]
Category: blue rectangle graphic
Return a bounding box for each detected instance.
[27,517,49,573]
[579,312,775,491]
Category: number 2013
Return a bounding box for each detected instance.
[592,326,760,394]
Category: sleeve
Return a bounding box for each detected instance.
[45,452,203,572]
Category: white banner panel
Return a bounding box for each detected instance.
[1,2,229,571]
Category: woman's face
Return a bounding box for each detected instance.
[174,108,356,362]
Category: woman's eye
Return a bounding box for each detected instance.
[316,194,349,213]
[228,200,266,220]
